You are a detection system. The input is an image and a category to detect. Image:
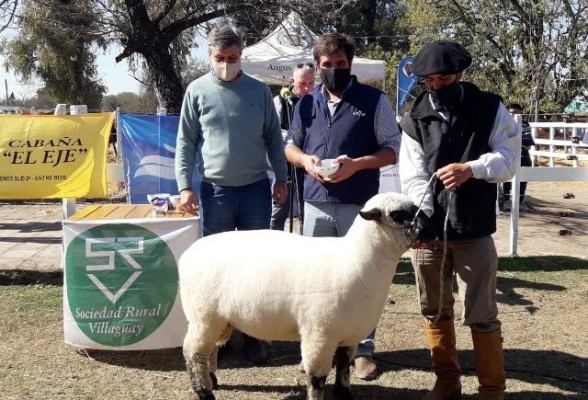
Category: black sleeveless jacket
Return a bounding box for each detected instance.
[400,82,501,239]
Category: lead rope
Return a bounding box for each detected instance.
[409,174,452,325]
[434,190,453,324]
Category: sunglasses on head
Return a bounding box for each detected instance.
[297,63,314,69]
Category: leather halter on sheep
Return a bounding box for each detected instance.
[179,192,417,400]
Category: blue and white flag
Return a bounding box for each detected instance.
[396,56,419,113]
[119,114,200,204]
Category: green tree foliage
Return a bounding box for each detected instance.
[89,0,354,113]
[3,1,354,113]
[330,0,410,51]
[339,1,412,104]
[405,0,588,113]
[229,1,410,104]
[4,0,586,115]
[3,1,107,108]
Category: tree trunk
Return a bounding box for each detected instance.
[123,0,185,113]
[141,45,185,114]
[361,0,378,45]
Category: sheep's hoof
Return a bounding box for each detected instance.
[210,372,218,390]
[194,387,215,400]
[333,386,353,400]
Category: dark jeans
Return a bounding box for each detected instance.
[200,178,272,236]
[503,147,532,203]
[502,182,527,203]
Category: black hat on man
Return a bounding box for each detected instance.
[411,40,472,77]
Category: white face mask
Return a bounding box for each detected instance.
[211,59,241,81]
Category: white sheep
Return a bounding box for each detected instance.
[179,192,417,400]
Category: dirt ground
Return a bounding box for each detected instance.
[0,181,586,271]
[0,181,587,399]
[492,181,588,259]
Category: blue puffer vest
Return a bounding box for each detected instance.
[296,77,381,205]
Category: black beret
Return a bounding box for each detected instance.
[411,40,472,77]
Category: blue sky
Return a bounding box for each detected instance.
[96,46,142,95]
[97,42,208,95]
[0,40,209,100]
[0,48,140,99]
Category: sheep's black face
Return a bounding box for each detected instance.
[359,193,418,229]
[389,204,418,227]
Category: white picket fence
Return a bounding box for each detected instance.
[509,120,588,255]
[529,121,588,167]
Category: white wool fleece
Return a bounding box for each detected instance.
[179,192,414,347]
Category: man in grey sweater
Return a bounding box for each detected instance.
[174,21,288,365]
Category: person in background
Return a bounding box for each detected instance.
[285,33,401,381]
[502,103,535,212]
[271,64,315,232]
[399,40,520,400]
[174,20,288,365]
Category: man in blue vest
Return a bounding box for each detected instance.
[399,40,520,400]
[285,33,401,381]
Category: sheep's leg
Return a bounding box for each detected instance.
[306,374,327,400]
[208,346,219,390]
[301,338,337,400]
[183,322,223,400]
[333,346,355,400]
[185,354,215,400]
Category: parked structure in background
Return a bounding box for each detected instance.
[0,106,55,114]
[0,106,24,114]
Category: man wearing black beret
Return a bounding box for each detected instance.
[399,40,521,400]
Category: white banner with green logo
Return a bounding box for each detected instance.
[63,217,201,350]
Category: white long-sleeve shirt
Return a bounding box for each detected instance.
[399,101,521,216]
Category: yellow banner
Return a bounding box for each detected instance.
[0,112,114,199]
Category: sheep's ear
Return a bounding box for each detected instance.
[389,209,415,225]
[359,208,382,221]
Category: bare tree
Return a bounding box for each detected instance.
[0,0,18,32]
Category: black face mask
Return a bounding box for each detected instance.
[320,68,351,93]
[427,81,462,110]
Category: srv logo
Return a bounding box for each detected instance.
[85,237,144,304]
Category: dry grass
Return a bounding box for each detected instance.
[535,156,588,168]
[1,178,587,399]
[1,258,587,400]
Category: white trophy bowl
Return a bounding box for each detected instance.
[313,159,340,180]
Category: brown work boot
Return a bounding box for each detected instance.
[422,319,462,400]
[354,356,378,380]
[423,380,462,400]
[472,330,506,400]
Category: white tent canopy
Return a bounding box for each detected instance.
[241,12,386,87]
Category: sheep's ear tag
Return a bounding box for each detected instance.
[359,208,382,221]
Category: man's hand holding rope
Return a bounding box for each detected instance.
[436,162,473,190]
